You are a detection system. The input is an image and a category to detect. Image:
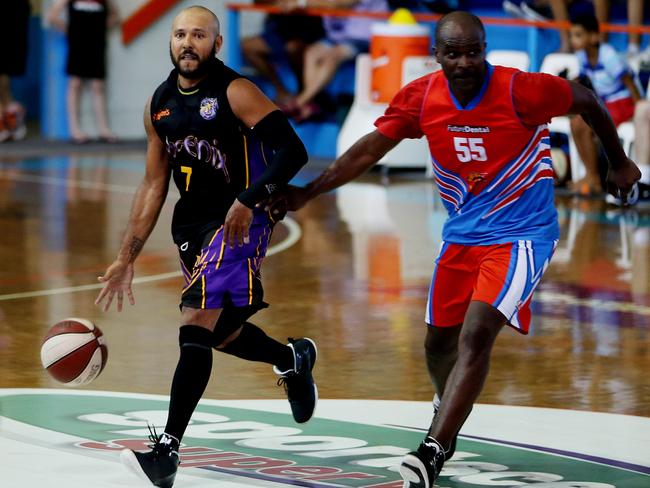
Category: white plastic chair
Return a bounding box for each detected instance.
[617,79,650,162]
[337,54,433,171]
[487,50,530,71]
[539,53,580,78]
[539,53,583,181]
[402,55,440,85]
[618,120,635,158]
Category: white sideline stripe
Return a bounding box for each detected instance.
[0,217,302,302]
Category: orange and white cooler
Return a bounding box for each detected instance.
[337,9,433,170]
[370,9,431,103]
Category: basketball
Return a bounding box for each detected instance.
[40,318,108,386]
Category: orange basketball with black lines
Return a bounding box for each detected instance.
[40,318,108,386]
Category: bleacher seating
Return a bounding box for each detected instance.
[232,2,649,169]
[486,49,530,71]
[337,54,434,171]
[620,78,650,150]
[538,53,584,182]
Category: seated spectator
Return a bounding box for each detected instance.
[241,1,325,105]
[415,0,457,13]
[568,13,641,196]
[281,0,389,122]
[503,1,573,53]
[593,0,646,59]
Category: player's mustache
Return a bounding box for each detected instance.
[179,49,199,60]
[453,69,476,79]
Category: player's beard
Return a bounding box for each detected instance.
[170,44,216,79]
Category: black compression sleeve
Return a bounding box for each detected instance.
[237,110,308,208]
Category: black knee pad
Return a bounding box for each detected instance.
[179,325,214,350]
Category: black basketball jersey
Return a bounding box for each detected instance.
[150,59,272,242]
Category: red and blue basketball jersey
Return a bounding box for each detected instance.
[376,63,574,245]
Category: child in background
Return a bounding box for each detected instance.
[568,13,641,196]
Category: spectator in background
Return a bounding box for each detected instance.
[503,1,573,52]
[47,0,120,144]
[569,13,641,196]
[593,0,646,59]
[409,0,457,13]
[281,0,388,123]
[0,0,31,142]
[241,1,325,105]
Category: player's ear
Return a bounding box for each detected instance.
[214,34,223,56]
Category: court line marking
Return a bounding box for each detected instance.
[0,169,301,301]
[386,423,650,476]
[2,392,649,483]
[3,171,648,316]
[0,217,301,302]
[1,173,142,195]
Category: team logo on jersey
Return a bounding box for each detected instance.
[165,135,230,182]
[200,98,219,120]
[153,108,171,121]
[467,172,487,184]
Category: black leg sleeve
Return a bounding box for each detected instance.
[219,322,293,372]
[164,325,213,442]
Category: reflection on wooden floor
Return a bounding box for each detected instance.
[0,154,648,417]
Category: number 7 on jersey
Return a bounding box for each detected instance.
[180,165,192,191]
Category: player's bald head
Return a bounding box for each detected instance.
[170,5,222,80]
[435,11,485,47]
[173,5,220,37]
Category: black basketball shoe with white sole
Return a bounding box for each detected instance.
[400,436,446,488]
[432,394,457,461]
[274,337,318,423]
[121,429,180,488]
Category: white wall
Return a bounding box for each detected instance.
[77,0,263,139]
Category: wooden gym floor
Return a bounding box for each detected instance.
[0,146,649,418]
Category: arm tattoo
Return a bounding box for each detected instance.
[127,236,145,262]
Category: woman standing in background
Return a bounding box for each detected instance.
[47,0,120,144]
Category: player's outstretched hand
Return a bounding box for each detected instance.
[224,199,253,248]
[95,260,135,312]
[607,158,642,205]
[257,195,288,221]
[265,185,311,213]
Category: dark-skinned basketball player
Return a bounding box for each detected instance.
[94,7,316,488]
[269,11,641,488]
